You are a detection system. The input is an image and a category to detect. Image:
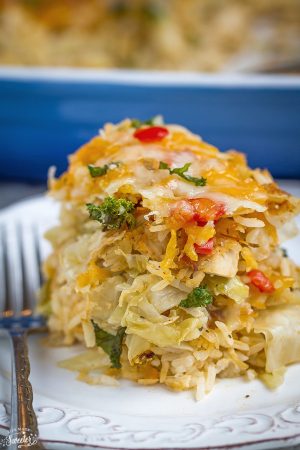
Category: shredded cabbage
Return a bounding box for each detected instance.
[254,305,300,372]
[208,276,249,303]
[125,311,201,347]
[59,349,110,371]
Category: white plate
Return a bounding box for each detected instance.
[0,184,300,450]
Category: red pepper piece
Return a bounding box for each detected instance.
[194,238,214,255]
[133,126,169,143]
[189,198,225,225]
[171,200,195,225]
[170,198,225,228]
[248,269,275,293]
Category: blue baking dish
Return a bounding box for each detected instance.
[0,68,299,182]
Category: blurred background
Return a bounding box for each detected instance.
[1,0,300,72]
[0,0,299,208]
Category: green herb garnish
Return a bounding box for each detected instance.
[158,161,169,170]
[88,162,120,178]
[281,248,288,258]
[92,321,126,369]
[86,196,135,230]
[159,161,207,186]
[179,286,213,308]
[131,116,162,129]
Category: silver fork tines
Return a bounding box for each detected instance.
[0,223,42,318]
[0,224,8,314]
[0,221,45,450]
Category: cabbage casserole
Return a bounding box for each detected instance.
[41,117,300,399]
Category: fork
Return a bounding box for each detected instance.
[0,222,46,450]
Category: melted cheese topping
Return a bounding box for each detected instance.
[51,119,297,222]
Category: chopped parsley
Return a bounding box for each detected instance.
[281,248,288,258]
[86,196,135,230]
[131,116,163,129]
[88,161,120,178]
[179,286,213,308]
[92,321,126,369]
[159,161,207,187]
[159,161,170,170]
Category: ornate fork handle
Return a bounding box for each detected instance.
[9,330,44,450]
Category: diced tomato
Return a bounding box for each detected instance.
[248,270,275,293]
[170,198,225,228]
[189,198,225,225]
[194,238,214,255]
[171,200,195,226]
[193,217,208,227]
[133,126,169,143]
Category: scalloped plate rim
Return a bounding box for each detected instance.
[0,190,300,450]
